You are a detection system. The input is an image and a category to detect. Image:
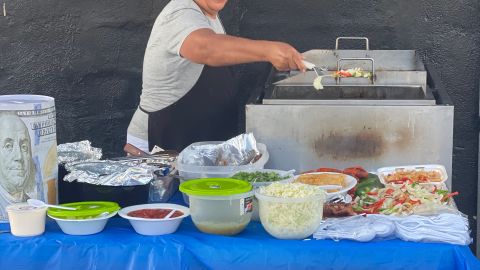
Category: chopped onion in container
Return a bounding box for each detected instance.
[256,183,326,239]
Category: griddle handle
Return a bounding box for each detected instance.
[336,58,375,85]
[335,37,370,50]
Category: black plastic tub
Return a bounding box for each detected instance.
[59,181,150,208]
[57,164,150,208]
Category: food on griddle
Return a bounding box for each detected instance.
[333,68,372,78]
[313,76,326,90]
[311,68,372,90]
[323,202,356,218]
[383,169,443,184]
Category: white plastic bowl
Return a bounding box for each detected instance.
[118,203,189,236]
[255,191,325,239]
[48,211,117,235]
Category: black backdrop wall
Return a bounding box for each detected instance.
[1,0,479,247]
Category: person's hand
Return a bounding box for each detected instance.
[265,41,306,72]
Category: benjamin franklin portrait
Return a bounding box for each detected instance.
[0,112,36,220]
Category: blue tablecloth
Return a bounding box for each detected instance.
[1,192,479,270]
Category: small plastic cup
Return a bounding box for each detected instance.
[6,203,47,237]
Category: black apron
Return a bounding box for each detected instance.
[140,65,239,152]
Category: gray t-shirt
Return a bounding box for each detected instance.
[128,0,225,140]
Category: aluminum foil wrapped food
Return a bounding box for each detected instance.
[112,154,177,170]
[180,133,261,166]
[64,160,158,186]
[57,140,102,164]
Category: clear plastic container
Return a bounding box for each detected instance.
[188,192,254,236]
[230,168,295,221]
[255,191,325,239]
[177,142,269,204]
[179,178,254,236]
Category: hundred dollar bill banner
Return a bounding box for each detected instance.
[0,95,57,221]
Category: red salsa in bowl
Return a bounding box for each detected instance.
[127,209,184,219]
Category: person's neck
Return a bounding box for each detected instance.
[193,0,218,19]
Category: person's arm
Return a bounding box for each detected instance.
[180,28,306,72]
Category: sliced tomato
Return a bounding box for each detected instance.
[338,70,352,77]
[370,198,386,213]
[442,191,459,202]
[394,194,407,205]
[409,198,421,204]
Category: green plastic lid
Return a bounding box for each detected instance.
[47,201,120,219]
[179,178,252,196]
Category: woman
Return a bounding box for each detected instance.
[126,0,306,155]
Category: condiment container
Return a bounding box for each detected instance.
[180,178,254,236]
[119,203,189,236]
[230,168,295,221]
[177,142,269,204]
[6,203,47,237]
[47,201,119,235]
[255,190,325,239]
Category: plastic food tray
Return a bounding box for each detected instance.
[376,164,448,186]
[177,142,269,205]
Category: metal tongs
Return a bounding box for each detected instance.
[302,60,328,76]
[302,60,330,90]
